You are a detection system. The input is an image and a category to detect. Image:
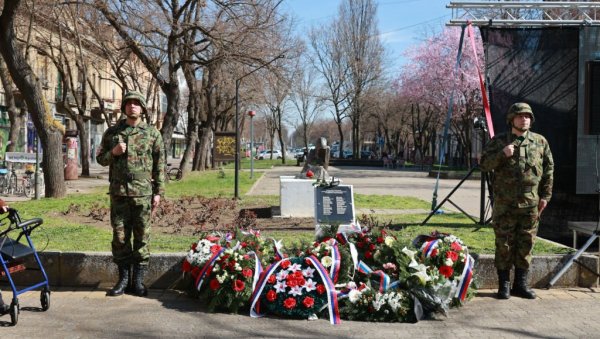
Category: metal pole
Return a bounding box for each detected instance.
[234,79,240,199]
[250,115,254,179]
[35,132,40,200]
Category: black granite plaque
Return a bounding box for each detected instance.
[315,185,355,224]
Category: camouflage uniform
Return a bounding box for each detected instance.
[480,102,553,299]
[97,115,165,266]
[481,130,553,269]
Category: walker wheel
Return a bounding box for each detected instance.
[9,301,19,326]
[41,290,50,311]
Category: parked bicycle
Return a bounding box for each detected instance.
[166,163,182,182]
[22,168,44,198]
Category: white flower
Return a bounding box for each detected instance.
[216,274,226,284]
[276,270,288,281]
[384,236,395,247]
[289,263,302,272]
[274,280,287,293]
[348,289,362,303]
[402,247,419,268]
[444,235,459,244]
[412,264,431,285]
[234,263,242,271]
[302,267,315,278]
[321,256,333,268]
[303,278,317,292]
[346,281,357,290]
[445,258,454,266]
[372,293,385,311]
[213,264,219,272]
[288,285,303,296]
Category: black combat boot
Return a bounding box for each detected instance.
[511,268,536,299]
[0,293,9,315]
[107,264,130,297]
[496,270,511,299]
[132,264,148,297]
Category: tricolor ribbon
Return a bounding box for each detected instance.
[305,255,341,325]
[194,247,226,291]
[272,239,284,261]
[249,259,289,319]
[357,261,400,293]
[246,251,263,292]
[326,239,341,284]
[421,239,439,259]
[455,254,474,301]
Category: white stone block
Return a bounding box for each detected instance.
[279,176,315,218]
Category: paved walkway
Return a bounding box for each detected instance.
[1,287,599,337]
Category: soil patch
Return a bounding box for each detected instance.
[60,197,315,235]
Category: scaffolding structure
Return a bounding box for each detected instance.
[448,1,600,26]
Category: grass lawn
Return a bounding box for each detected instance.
[4,168,571,256]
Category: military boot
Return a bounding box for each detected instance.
[106,264,130,297]
[511,268,536,299]
[496,270,511,300]
[132,264,148,297]
[0,293,9,315]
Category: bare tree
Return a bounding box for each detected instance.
[0,55,26,154]
[288,57,323,150]
[0,0,66,197]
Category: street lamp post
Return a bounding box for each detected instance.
[248,110,256,179]
[234,54,284,199]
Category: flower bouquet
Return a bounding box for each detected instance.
[339,283,414,322]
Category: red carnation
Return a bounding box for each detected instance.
[365,251,373,259]
[306,170,314,178]
[302,296,315,308]
[283,297,297,309]
[377,237,384,244]
[267,274,277,284]
[280,260,291,269]
[286,276,298,288]
[241,242,247,248]
[446,251,459,262]
[242,268,253,278]
[210,244,221,254]
[431,249,439,257]
[182,260,191,272]
[266,290,277,302]
[316,284,326,295]
[233,279,245,292]
[369,244,376,251]
[451,242,463,251]
[439,265,454,278]
[209,278,220,291]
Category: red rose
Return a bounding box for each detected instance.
[267,274,277,284]
[283,297,297,309]
[243,254,250,260]
[286,276,298,288]
[233,279,245,292]
[369,244,376,251]
[242,268,253,278]
[431,249,438,257]
[365,251,373,259]
[191,243,197,251]
[439,265,454,278]
[302,296,315,308]
[266,290,277,302]
[241,242,247,248]
[446,251,459,262]
[377,237,384,244]
[293,271,303,279]
[280,260,291,269]
[209,278,220,290]
[306,170,314,178]
[296,276,306,287]
[357,242,365,249]
[451,242,463,251]
[316,284,326,295]
[210,244,221,254]
[182,260,191,272]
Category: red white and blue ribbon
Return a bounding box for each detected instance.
[272,239,284,261]
[327,240,341,284]
[305,255,341,325]
[246,251,263,292]
[421,239,439,259]
[249,259,289,319]
[455,254,474,301]
[195,247,226,291]
[357,261,400,292]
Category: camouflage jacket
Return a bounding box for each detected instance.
[96,120,165,197]
[480,130,553,208]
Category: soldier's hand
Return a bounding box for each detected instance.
[538,199,548,217]
[112,142,127,156]
[152,195,161,210]
[503,144,515,158]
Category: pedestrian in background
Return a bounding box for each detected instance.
[480,102,554,300]
[97,91,165,297]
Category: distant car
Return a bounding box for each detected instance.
[257,150,282,160]
[360,150,376,159]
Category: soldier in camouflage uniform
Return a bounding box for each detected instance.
[480,102,553,300]
[97,91,165,297]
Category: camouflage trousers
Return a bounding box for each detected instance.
[492,204,539,271]
[110,195,152,265]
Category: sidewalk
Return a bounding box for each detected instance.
[1,287,599,337]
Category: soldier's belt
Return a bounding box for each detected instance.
[114,172,152,182]
[522,185,533,193]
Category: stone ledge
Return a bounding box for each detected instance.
[1,252,596,289]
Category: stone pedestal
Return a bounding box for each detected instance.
[279,176,315,218]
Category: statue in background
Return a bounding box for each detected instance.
[298,137,330,182]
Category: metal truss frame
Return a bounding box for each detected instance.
[448,1,600,26]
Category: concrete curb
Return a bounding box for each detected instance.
[5,251,597,290]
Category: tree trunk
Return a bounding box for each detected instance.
[73,114,90,176]
[0,56,24,154]
[0,0,66,197]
